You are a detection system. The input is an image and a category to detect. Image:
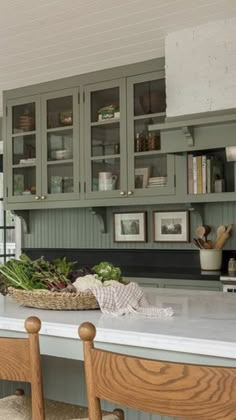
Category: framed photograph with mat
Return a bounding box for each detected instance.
[134,167,150,189]
[153,210,189,242]
[113,212,147,242]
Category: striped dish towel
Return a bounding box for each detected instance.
[90,282,174,317]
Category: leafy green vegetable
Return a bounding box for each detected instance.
[92,261,122,282]
[0,258,45,290]
[52,257,77,277]
[0,254,76,292]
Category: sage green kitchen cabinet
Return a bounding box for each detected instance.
[84,78,127,199]
[5,57,235,211]
[131,276,222,291]
[41,89,80,203]
[6,88,80,207]
[6,95,41,205]
[83,71,175,201]
[161,279,222,291]
[149,109,236,203]
[127,71,175,198]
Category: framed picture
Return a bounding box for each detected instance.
[153,210,189,242]
[134,167,150,189]
[113,212,147,242]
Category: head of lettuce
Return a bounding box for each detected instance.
[92,261,122,282]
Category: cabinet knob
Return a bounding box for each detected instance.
[120,191,125,196]
[41,196,46,200]
[127,191,133,195]
[35,196,40,200]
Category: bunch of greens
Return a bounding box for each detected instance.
[0,254,76,292]
[0,255,45,291]
[51,256,77,278]
[92,261,122,282]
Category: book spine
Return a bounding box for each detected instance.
[193,156,198,194]
[197,155,202,194]
[187,154,194,194]
[206,157,212,194]
[202,155,207,194]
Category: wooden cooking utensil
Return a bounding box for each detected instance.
[193,238,204,249]
[195,226,206,239]
[206,239,213,249]
[203,225,211,241]
[214,224,233,249]
[195,225,211,241]
[193,238,200,248]
[198,237,212,249]
[216,225,226,240]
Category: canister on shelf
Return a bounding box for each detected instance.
[228,258,236,276]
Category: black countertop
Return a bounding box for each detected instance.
[122,267,221,280]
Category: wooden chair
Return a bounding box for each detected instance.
[79,322,236,420]
[0,316,123,420]
[0,316,44,419]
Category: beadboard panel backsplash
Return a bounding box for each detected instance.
[23,202,236,250]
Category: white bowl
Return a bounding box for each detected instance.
[51,150,71,160]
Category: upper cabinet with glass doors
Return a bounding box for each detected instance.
[41,89,79,202]
[127,71,175,197]
[84,73,175,201]
[84,79,127,199]
[6,89,80,205]
[5,59,179,210]
[7,96,40,204]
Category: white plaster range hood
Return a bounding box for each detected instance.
[165,16,236,118]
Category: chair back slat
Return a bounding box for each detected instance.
[0,338,30,381]
[79,322,236,420]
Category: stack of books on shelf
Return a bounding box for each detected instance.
[187,154,224,194]
[147,176,167,188]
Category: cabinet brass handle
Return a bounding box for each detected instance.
[120,191,125,195]
[35,196,40,200]
[127,191,133,195]
[41,196,46,200]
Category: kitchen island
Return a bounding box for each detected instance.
[1,287,236,419]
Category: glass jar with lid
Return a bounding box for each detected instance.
[228,258,236,276]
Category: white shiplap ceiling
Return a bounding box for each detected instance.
[0,0,236,112]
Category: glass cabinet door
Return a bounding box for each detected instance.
[41,89,79,201]
[84,79,127,198]
[7,96,40,202]
[127,72,175,197]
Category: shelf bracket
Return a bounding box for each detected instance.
[182,126,194,147]
[89,207,107,234]
[11,210,30,234]
[186,203,204,225]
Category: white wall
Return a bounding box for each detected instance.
[165,17,236,117]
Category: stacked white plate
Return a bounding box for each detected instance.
[147,176,167,187]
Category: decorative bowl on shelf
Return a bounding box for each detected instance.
[51,149,72,160]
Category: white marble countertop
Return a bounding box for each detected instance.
[1,288,236,359]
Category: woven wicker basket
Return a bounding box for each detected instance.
[7,287,99,310]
